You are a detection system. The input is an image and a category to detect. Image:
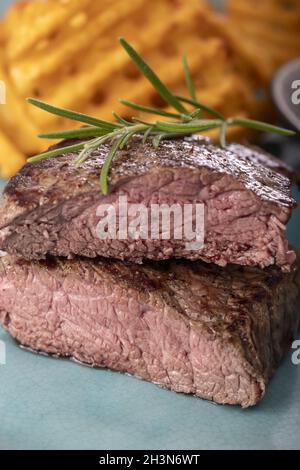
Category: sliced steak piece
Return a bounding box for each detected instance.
[0,136,296,270]
[0,253,299,407]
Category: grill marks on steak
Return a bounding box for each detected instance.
[0,136,296,269]
[0,254,299,407]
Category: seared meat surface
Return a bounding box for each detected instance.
[0,136,296,269]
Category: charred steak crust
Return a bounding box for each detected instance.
[2,136,296,211]
[0,254,299,407]
[227,142,300,188]
[0,136,296,269]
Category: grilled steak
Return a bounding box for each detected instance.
[0,253,299,407]
[0,136,296,269]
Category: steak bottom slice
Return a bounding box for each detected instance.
[0,254,299,407]
[0,136,296,270]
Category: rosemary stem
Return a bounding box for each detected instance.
[155,119,223,133]
[227,118,296,136]
[28,142,86,163]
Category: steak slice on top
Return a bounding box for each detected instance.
[0,136,296,270]
[0,253,299,407]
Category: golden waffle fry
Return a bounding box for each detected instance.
[227,0,300,29]
[0,23,49,156]
[3,0,95,62]
[5,0,146,96]
[0,55,47,155]
[233,18,300,51]
[0,126,25,178]
[226,0,300,81]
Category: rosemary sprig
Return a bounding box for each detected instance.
[182,52,197,102]
[27,37,295,195]
[155,119,223,133]
[99,124,147,194]
[100,136,125,195]
[119,38,188,115]
[119,99,183,120]
[27,98,120,131]
[226,118,295,135]
[175,95,225,120]
[220,122,227,148]
[112,112,131,126]
[28,142,86,163]
[38,127,108,139]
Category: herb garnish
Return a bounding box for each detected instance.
[27,37,295,195]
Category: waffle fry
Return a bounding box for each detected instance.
[0,127,24,178]
[227,0,300,29]
[0,55,47,155]
[3,0,95,62]
[5,0,144,96]
[226,0,300,81]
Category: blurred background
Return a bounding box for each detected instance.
[0,0,299,178]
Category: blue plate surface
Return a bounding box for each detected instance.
[0,183,299,450]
